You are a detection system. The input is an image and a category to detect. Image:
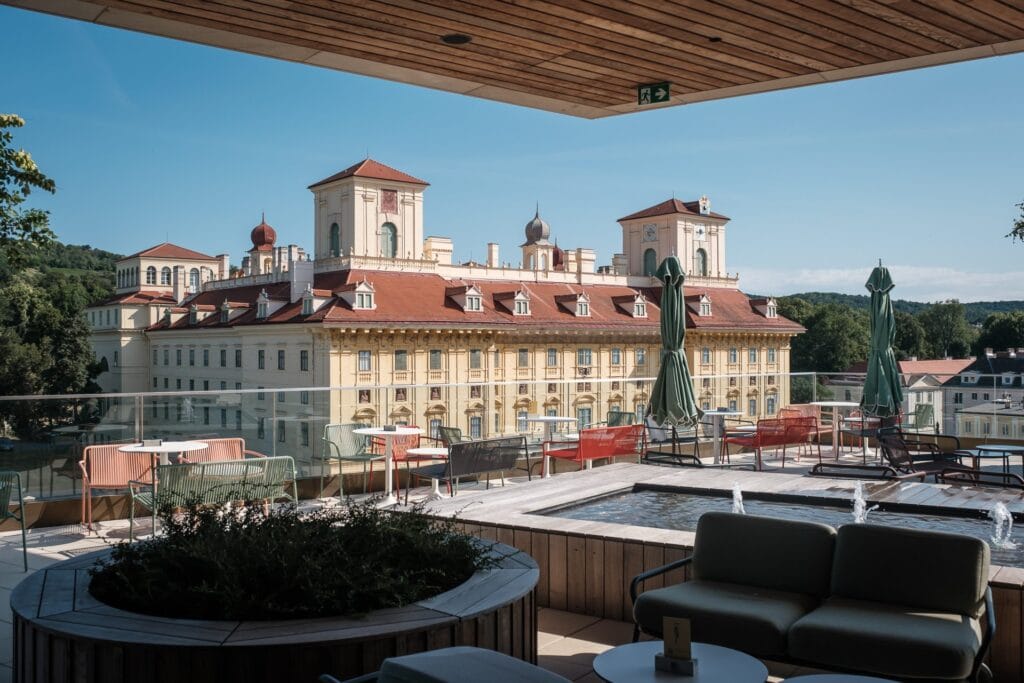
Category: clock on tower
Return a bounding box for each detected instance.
[642,224,657,242]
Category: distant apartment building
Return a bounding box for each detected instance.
[85,159,803,468]
[942,350,1024,436]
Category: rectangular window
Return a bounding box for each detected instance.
[277,391,285,402]
[517,410,529,433]
[701,347,710,364]
[954,392,963,404]
[203,380,209,391]
[301,422,310,447]
[767,395,777,414]
[235,410,242,431]
[429,349,442,370]
[728,399,737,412]
[235,382,241,390]
[748,348,758,363]
[163,349,169,366]
[189,349,195,366]
[220,409,227,428]
[547,348,558,367]
[611,348,621,365]
[203,407,210,425]
[258,350,265,369]
[394,350,408,371]
[220,349,227,367]
[176,349,182,366]
[395,387,407,402]
[358,350,371,372]
[359,390,370,403]
[548,383,557,393]
[257,386,264,401]
[518,349,529,367]
[470,385,481,398]
[577,348,592,366]
[576,407,592,431]
[429,418,442,440]
[300,349,309,371]
[767,348,777,363]
[175,378,181,390]
[728,348,738,364]
[163,377,168,389]
[220,381,227,390]
[494,349,501,367]
[203,349,209,366]
[971,393,978,400]
[153,349,158,366]
[748,398,757,416]
[635,348,646,365]
[235,349,242,368]
[152,377,157,389]
[113,351,119,367]
[277,350,285,370]
[277,420,286,442]
[470,416,482,439]
[301,391,309,405]
[257,417,265,440]
[470,349,482,369]
[518,383,528,395]
[189,379,195,391]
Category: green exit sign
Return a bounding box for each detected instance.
[637,82,670,105]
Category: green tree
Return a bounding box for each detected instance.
[917,300,976,358]
[974,311,1024,356]
[0,114,55,267]
[893,310,928,360]
[776,296,816,326]
[1008,200,1024,243]
[790,303,870,374]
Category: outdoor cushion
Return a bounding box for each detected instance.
[376,646,570,683]
[788,597,982,680]
[692,512,837,598]
[633,579,819,658]
[831,524,989,617]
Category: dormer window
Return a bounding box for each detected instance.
[355,292,374,309]
[337,279,376,310]
[634,295,647,318]
[962,373,978,384]
[698,294,712,317]
[302,297,313,316]
[220,301,230,324]
[513,291,531,316]
[466,294,482,311]
[767,303,777,318]
[256,290,270,320]
[574,293,590,317]
[189,305,198,325]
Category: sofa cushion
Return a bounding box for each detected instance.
[633,579,819,658]
[692,512,837,598]
[377,647,571,683]
[788,597,982,680]
[831,524,989,617]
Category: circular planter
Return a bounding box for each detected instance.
[12,541,538,683]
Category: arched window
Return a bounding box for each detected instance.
[146,266,156,285]
[117,271,122,288]
[540,254,548,270]
[189,268,200,291]
[160,266,171,285]
[695,248,708,276]
[329,223,340,257]
[263,258,271,272]
[643,248,657,276]
[380,222,397,258]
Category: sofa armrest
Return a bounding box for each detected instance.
[629,556,693,606]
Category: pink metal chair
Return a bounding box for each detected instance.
[186,437,267,463]
[79,444,154,532]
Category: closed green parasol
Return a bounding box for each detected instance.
[861,264,904,418]
[650,256,701,428]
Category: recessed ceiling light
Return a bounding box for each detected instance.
[441,33,472,45]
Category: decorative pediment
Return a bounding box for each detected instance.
[446,283,484,312]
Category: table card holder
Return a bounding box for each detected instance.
[142,439,162,447]
[383,425,397,432]
[655,616,696,675]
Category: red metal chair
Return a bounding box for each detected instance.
[542,424,645,474]
[79,444,154,532]
[723,418,791,471]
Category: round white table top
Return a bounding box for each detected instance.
[118,441,208,454]
[811,401,859,407]
[977,443,1024,453]
[406,447,448,458]
[353,426,422,437]
[731,424,758,432]
[525,415,578,423]
[593,641,768,683]
[702,409,742,416]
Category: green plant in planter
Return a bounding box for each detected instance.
[89,499,495,620]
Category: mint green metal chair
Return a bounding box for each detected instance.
[907,403,936,433]
[0,471,27,571]
[319,423,375,498]
[128,456,297,540]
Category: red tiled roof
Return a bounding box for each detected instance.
[847,358,974,376]
[94,290,177,306]
[147,269,803,335]
[308,159,429,189]
[618,198,729,222]
[126,242,217,261]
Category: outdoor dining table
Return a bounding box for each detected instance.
[405,446,448,500]
[811,401,859,458]
[524,415,578,478]
[976,444,1024,475]
[840,415,882,463]
[118,440,208,466]
[353,426,422,505]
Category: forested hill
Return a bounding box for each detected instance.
[775,292,1024,324]
[0,242,123,304]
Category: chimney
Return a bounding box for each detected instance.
[289,258,315,303]
[241,255,251,276]
[575,248,596,274]
[909,356,918,362]
[217,254,230,280]
[612,253,628,275]
[172,265,186,303]
[487,243,500,268]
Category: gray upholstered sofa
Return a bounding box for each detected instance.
[632,512,994,682]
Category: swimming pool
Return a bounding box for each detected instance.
[545,487,1024,568]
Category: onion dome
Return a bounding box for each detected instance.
[524,207,550,245]
[250,213,277,250]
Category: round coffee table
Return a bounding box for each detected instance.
[592,641,767,682]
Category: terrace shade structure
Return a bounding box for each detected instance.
[3,1,1022,118]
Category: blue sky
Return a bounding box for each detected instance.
[2,6,1023,302]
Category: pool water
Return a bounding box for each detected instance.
[545,488,1024,568]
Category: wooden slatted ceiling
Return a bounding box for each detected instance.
[5,0,1024,118]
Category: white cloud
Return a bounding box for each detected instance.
[736,264,1024,302]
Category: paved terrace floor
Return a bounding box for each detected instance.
[1,443,1021,683]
